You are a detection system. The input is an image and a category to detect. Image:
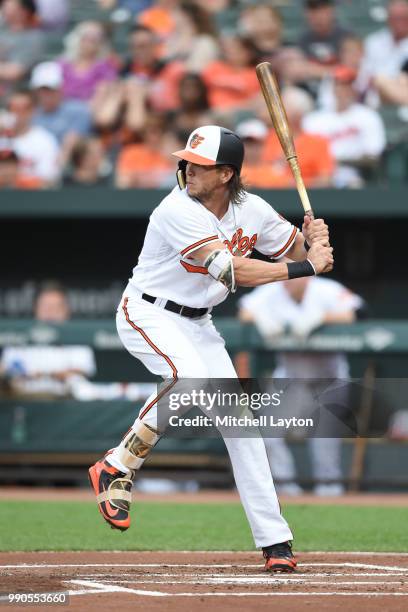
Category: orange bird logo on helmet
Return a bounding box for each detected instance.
[190,134,205,149]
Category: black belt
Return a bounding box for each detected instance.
[142,293,209,319]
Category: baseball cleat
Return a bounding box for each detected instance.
[88,458,134,531]
[263,541,297,573]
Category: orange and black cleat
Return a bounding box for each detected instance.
[263,541,297,573]
[88,458,134,531]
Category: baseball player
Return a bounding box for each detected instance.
[89,125,333,573]
[238,276,364,496]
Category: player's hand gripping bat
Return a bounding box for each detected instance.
[256,62,314,220]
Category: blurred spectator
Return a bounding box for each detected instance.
[60,20,118,102]
[304,67,386,187]
[115,113,174,188]
[238,3,284,61]
[373,59,408,106]
[299,0,351,68]
[1,281,96,398]
[236,119,287,188]
[6,90,60,186]
[363,0,408,83]
[318,34,371,110]
[166,73,216,138]
[161,1,219,72]
[280,0,353,90]
[30,61,92,168]
[91,79,148,153]
[121,24,184,111]
[0,0,45,97]
[238,276,363,496]
[0,148,42,188]
[35,0,70,31]
[64,137,112,187]
[260,87,334,188]
[202,34,260,112]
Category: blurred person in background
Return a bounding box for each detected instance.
[63,137,112,187]
[92,78,149,156]
[0,147,42,188]
[35,0,70,31]
[238,276,364,496]
[363,0,408,86]
[303,66,386,187]
[166,73,216,138]
[115,112,174,188]
[0,0,45,98]
[318,34,372,110]
[299,0,352,71]
[202,34,260,113]
[238,3,284,62]
[6,89,60,186]
[120,24,184,111]
[260,87,334,188]
[277,0,353,93]
[236,118,287,189]
[59,20,118,102]
[0,281,96,398]
[30,61,92,169]
[160,1,219,72]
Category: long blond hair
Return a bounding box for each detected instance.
[63,21,110,62]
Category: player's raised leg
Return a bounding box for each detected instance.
[89,295,211,531]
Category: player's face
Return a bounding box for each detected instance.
[185,162,231,200]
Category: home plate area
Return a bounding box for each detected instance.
[1,552,408,611]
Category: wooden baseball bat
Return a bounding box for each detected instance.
[256,62,314,219]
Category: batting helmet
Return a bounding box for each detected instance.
[173,125,245,188]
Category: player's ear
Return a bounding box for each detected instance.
[219,165,234,184]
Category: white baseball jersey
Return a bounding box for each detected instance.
[239,277,363,379]
[303,104,386,162]
[127,186,298,309]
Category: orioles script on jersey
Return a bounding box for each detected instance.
[128,187,298,309]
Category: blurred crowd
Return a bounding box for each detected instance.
[0,0,407,190]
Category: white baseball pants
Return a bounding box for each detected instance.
[108,293,293,548]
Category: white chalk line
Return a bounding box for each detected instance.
[95,578,407,586]
[66,580,408,598]
[3,561,408,572]
[80,572,408,578]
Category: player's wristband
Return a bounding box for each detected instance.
[287,260,316,279]
[304,240,311,252]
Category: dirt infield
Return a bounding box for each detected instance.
[0,551,407,611]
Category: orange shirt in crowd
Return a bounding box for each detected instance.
[202,62,260,110]
[116,144,172,188]
[241,163,288,189]
[262,130,335,186]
